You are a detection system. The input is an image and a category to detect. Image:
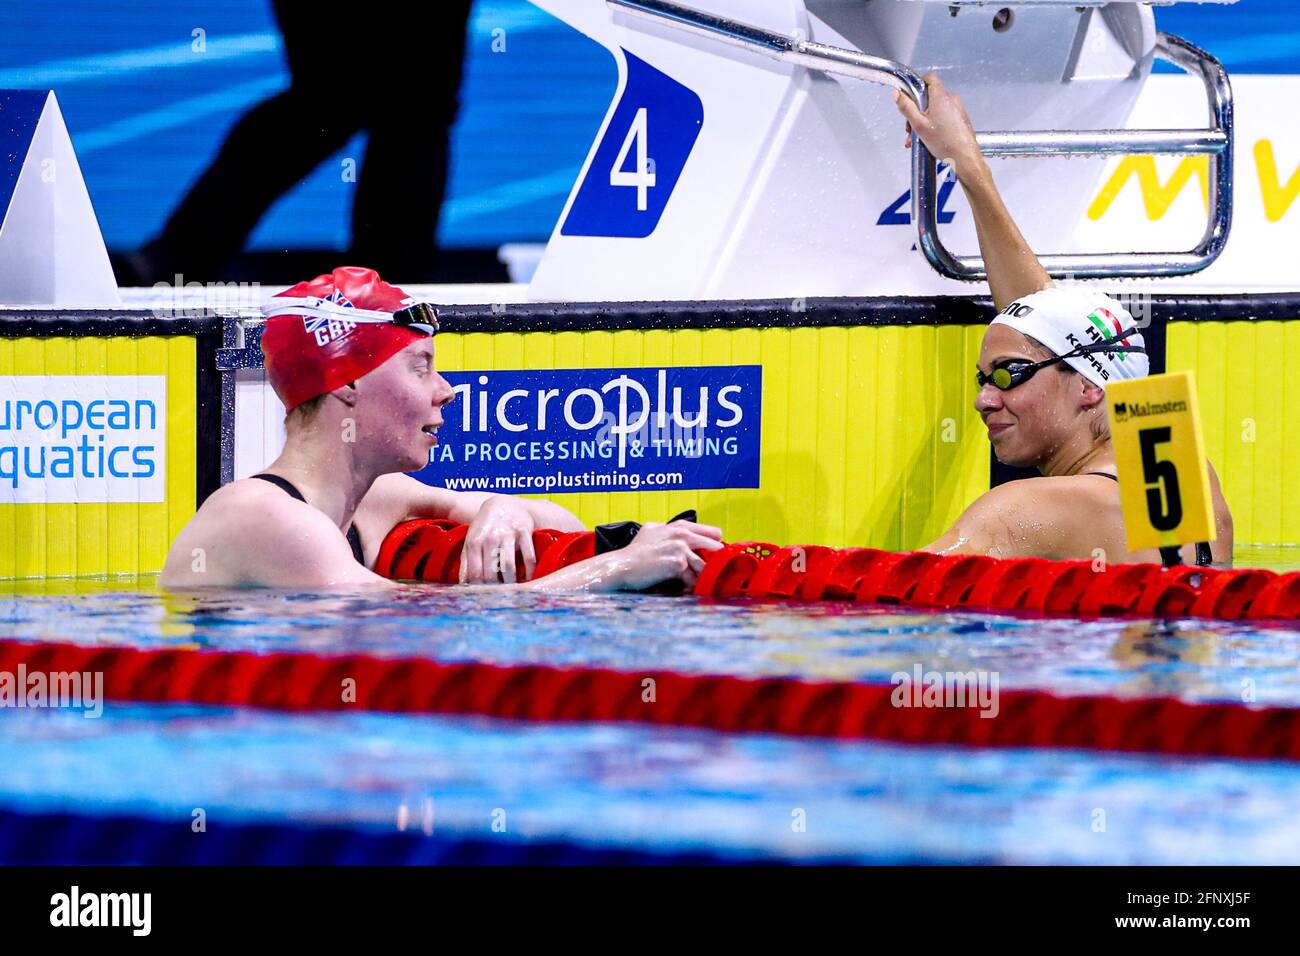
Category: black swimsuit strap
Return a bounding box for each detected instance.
[346,525,366,566]
[1081,472,1214,567]
[250,472,305,501]
[250,473,366,566]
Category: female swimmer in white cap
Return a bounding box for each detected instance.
[894,77,1233,566]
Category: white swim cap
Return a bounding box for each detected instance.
[989,287,1149,389]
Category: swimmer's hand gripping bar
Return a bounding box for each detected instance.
[608,0,1233,281]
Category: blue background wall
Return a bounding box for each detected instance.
[0,0,1292,252]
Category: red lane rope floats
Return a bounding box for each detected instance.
[3,638,1299,761]
[375,519,1300,622]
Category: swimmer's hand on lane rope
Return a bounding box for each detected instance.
[891,74,985,184]
[599,518,724,592]
[459,497,723,589]
[459,494,541,584]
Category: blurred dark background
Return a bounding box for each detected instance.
[0,0,1289,285]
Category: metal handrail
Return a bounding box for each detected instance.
[607,0,1234,281]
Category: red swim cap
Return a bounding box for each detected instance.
[261,266,429,411]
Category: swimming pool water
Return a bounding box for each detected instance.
[3,704,1299,864]
[3,571,1299,705]
[2,548,1296,864]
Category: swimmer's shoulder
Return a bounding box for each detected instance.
[941,479,1064,559]
[160,478,347,587]
[965,476,1113,559]
[1040,472,1129,528]
[1015,472,1126,506]
[974,476,1090,513]
[193,475,316,532]
[963,471,1231,565]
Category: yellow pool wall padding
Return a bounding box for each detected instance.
[0,336,196,579]
[1166,320,1300,548]
[439,325,992,551]
[440,319,1299,551]
[0,318,1294,580]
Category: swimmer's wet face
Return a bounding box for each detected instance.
[350,339,454,473]
[975,324,1104,468]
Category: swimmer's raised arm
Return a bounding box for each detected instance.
[893,75,1052,311]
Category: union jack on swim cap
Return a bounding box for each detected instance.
[990,286,1149,389]
[260,266,437,411]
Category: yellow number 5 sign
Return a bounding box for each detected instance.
[1107,370,1215,553]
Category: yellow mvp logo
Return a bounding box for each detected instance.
[1088,141,1300,223]
[1107,371,1215,553]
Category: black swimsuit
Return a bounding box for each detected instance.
[250,473,366,566]
[1086,472,1213,567]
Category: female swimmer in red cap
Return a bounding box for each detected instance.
[894,77,1234,565]
[161,267,722,589]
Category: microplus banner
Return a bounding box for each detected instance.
[0,375,166,503]
[421,365,762,494]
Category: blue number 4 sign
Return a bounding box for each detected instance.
[561,51,704,239]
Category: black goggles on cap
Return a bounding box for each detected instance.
[976,329,1144,391]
